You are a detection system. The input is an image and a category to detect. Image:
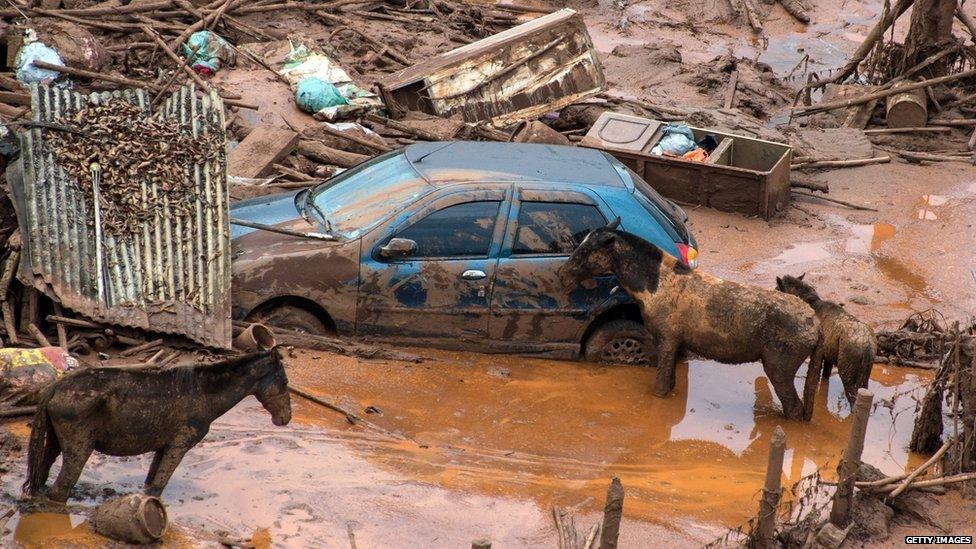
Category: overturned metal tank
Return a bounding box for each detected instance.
[6,84,231,348]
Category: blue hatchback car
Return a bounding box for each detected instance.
[231,141,697,364]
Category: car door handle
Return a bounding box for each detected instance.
[461,270,486,281]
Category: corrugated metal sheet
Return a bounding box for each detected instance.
[9,84,231,348]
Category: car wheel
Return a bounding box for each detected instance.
[247,305,332,336]
[583,319,657,366]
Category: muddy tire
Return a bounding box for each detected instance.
[583,319,657,366]
[247,305,331,336]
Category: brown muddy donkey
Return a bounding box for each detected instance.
[776,274,875,404]
[24,350,291,502]
[559,219,823,420]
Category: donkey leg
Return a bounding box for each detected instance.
[653,338,679,397]
[144,444,191,497]
[48,445,93,502]
[763,354,805,421]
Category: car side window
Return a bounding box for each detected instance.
[394,201,500,258]
[513,202,607,255]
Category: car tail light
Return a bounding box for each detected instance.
[676,243,698,268]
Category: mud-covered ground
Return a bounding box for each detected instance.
[2,0,976,546]
[0,351,948,546]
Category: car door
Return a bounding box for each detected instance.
[489,188,619,343]
[357,188,509,339]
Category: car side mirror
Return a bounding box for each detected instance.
[667,199,689,223]
[379,238,418,258]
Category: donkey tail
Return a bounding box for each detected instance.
[23,388,58,497]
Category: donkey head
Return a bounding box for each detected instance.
[775,273,819,304]
[253,347,292,426]
[558,217,621,288]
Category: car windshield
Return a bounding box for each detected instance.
[608,159,689,243]
[309,151,432,238]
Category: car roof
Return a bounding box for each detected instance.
[403,141,626,187]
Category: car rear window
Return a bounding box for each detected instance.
[513,202,607,255]
[311,151,432,238]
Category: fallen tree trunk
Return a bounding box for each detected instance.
[296,140,370,168]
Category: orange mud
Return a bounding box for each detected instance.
[0,349,931,547]
[283,349,929,540]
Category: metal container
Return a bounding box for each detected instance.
[581,112,793,220]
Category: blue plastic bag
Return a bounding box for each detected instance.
[16,41,63,84]
[295,77,349,114]
[651,123,697,156]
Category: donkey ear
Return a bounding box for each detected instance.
[596,231,616,246]
[606,216,621,230]
[775,276,783,287]
[798,272,806,280]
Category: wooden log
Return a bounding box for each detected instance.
[46,314,102,330]
[31,61,161,91]
[756,426,786,548]
[796,68,976,116]
[0,406,35,418]
[792,156,891,169]
[52,304,67,349]
[227,126,299,178]
[26,323,51,348]
[273,163,316,181]
[312,123,392,153]
[897,150,974,162]
[829,389,874,527]
[119,338,163,357]
[929,118,976,126]
[599,477,623,549]
[232,320,422,362]
[0,250,19,301]
[792,190,878,211]
[864,126,948,134]
[886,86,927,128]
[723,70,739,109]
[296,140,369,168]
[811,0,914,87]
[889,437,955,497]
[2,301,17,344]
[90,494,168,544]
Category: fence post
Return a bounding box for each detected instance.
[756,425,786,547]
[829,388,874,527]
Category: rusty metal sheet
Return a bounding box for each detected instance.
[8,84,231,348]
[379,9,605,127]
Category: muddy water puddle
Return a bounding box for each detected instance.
[283,350,929,535]
[0,349,932,547]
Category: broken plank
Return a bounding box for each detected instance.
[723,70,739,109]
[228,126,299,178]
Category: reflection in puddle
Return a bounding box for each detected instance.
[916,209,938,220]
[285,350,928,528]
[771,241,831,266]
[846,222,896,254]
[875,255,930,296]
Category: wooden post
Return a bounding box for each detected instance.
[599,477,624,549]
[829,388,874,527]
[756,426,786,548]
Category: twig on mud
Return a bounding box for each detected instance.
[887,437,956,497]
[288,385,408,441]
[791,190,879,211]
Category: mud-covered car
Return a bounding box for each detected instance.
[230,142,697,364]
